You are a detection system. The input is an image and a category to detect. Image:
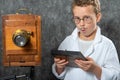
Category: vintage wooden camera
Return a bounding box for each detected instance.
[2,13,41,66]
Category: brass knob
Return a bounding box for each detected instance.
[12,29,32,47]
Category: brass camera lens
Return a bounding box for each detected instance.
[12,29,32,47]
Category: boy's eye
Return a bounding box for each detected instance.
[84,16,91,20]
[73,16,92,24]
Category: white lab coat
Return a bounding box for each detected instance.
[52,27,120,80]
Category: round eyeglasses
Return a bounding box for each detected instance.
[73,16,92,24]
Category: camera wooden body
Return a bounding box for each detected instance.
[2,14,41,66]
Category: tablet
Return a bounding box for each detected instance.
[51,49,87,67]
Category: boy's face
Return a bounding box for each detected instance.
[73,5,101,38]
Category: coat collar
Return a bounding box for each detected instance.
[71,26,102,56]
[71,26,102,44]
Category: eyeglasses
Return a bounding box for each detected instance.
[73,16,92,24]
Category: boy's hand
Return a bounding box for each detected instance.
[54,57,69,75]
[54,57,68,69]
[74,57,101,79]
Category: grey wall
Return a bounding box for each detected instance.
[0,0,120,80]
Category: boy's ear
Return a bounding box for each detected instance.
[96,13,102,22]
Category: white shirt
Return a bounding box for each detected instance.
[52,27,120,80]
[78,38,93,54]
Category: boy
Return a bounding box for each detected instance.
[52,0,120,80]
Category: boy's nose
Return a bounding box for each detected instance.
[79,20,85,26]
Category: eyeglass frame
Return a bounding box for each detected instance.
[73,16,93,24]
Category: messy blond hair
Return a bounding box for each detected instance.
[72,0,101,14]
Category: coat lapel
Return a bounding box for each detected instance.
[71,27,102,57]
